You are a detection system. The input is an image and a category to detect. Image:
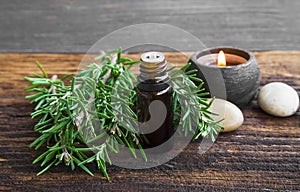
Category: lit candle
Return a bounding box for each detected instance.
[197,50,248,67]
[188,47,260,107]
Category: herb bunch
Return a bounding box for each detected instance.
[25,48,222,179]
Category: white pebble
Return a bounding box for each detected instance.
[258,82,299,117]
[208,98,244,132]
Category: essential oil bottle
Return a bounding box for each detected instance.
[136,52,174,149]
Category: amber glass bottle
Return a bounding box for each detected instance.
[136,52,174,149]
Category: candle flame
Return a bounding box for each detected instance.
[218,50,226,67]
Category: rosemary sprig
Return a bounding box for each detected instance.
[25,48,222,179]
[171,64,223,141]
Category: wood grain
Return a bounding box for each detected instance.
[0,52,299,191]
[1,0,300,52]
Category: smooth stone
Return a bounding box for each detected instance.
[258,82,299,117]
[208,98,244,132]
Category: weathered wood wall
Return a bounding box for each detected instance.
[1,0,300,52]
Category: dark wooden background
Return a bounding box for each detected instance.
[1,0,300,53]
[0,1,300,191]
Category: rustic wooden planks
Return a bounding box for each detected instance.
[0,52,299,191]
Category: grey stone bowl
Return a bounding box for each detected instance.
[188,47,260,107]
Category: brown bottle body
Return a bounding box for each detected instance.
[136,82,173,148]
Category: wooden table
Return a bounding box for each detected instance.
[0,51,299,191]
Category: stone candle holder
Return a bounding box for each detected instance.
[188,47,260,107]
